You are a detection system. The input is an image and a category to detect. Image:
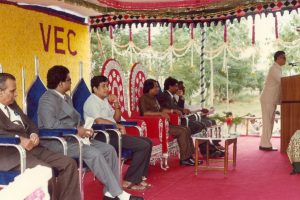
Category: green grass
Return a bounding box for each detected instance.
[213,97,261,117]
[191,93,281,118]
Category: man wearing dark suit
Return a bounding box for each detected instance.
[175,81,185,109]
[38,65,143,200]
[0,73,80,200]
[158,77,206,135]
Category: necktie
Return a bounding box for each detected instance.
[64,95,69,104]
[4,106,11,120]
[173,97,178,105]
[155,100,160,111]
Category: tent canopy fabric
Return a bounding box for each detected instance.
[5,0,300,29]
[96,0,234,11]
[89,0,299,30]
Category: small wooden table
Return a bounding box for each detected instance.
[242,116,280,136]
[193,134,238,176]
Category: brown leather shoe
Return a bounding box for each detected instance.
[259,146,278,151]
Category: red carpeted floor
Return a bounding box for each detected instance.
[84,136,300,200]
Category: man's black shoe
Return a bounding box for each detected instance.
[189,157,203,165]
[210,151,222,158]
[180,159,194,166]
[103,196,116,200]
[104,195,144,200]
[218,150,225,157]
[259,146,278,151]
[129,195,144,200]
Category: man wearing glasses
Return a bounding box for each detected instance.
[259,51,286,151]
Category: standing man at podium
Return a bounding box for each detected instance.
[259,51,286,151]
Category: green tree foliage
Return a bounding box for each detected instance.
[202,21,264,102]
[91,21,265,103]
[277,11,300,74]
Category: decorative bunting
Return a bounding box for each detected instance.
[109,26,113,39]
[170,24,173,46]
[252,16,255,45]
[224,22,227,43]
[275,14,279,40]
[129,27,132,41]
[190,24,194,40]
[148,26,151,46]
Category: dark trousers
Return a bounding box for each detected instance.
[108,133,152,184]
[23,146,81,200]
[181,118,206,135]
[201,117,221,146]
[122,135,152,184]
[169,125,194,160]
[200,117,216,127]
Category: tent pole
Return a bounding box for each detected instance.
[200,26,206,108]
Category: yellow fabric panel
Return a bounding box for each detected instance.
[0,3,91,108]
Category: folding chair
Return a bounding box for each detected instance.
[0,136,25,187]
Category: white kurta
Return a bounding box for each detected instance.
[260,62,282,148]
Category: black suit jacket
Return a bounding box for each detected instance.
[177,97,185,109]
[158,91,184,112]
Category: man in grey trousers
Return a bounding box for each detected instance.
[38,65,143,200]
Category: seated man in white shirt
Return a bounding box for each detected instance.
[84,75,152,190]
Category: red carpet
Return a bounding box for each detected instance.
[84,137,300,200]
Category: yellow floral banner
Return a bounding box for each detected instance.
[0,2,91,107]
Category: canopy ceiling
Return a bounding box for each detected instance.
[96,0,233,11]
[5,0,300,29]
[89,0,299,30]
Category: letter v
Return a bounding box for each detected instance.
[40,23,51,52]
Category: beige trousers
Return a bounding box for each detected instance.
[260,101,277,148]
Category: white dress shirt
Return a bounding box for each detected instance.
[83,94,116,123]
[0,103,24,126]
[53,89,66,100]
